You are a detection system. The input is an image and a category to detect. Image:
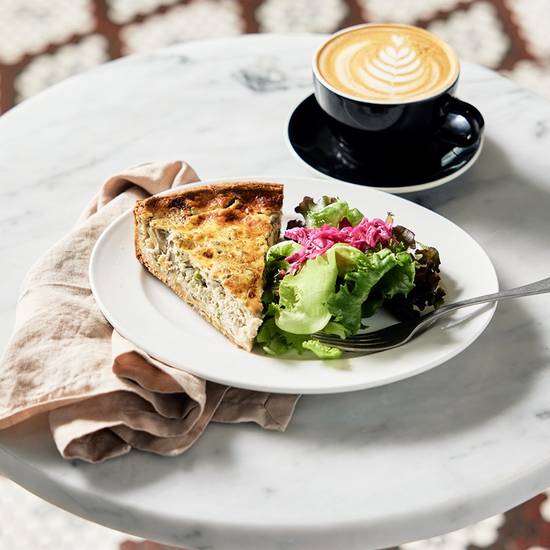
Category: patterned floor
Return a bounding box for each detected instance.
[1,0,550,113]
[1,1,550,549]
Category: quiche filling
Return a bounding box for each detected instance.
[140,223,262,347]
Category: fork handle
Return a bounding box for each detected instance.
[434,276,550,317]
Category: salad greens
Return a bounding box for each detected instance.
[257,196,445,359]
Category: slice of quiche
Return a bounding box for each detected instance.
[134,182,283,351]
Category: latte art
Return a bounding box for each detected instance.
[317,24,459,102]
[357,35,441,97]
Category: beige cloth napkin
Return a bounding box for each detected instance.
[0,160,299,463]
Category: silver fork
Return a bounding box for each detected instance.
[315,276,550,352]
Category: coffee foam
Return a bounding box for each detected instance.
[317,24,459,103]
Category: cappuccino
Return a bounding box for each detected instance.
[316,24,459,103]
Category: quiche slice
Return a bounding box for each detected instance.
[134,182,283,351]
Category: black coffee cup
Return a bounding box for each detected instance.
[312,24,484,148]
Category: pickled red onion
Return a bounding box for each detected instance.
[284,218,393,273]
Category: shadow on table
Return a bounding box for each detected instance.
[0,411,235,494]
[408,134,550,264]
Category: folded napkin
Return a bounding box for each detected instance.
[0,161,299,463]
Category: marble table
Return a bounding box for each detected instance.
[1,34,550,550]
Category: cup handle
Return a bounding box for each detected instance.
[437,96,485,148]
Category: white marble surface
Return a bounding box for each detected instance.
[1,34,550,550]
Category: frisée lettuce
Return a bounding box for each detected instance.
[257,196,445,359]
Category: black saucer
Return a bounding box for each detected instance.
[287,94,484,193]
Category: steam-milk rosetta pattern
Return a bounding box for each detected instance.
[317,25,459,102]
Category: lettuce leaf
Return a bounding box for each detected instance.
[386,246,446,320]
[327,249,415,334]
[377,251,416,299]
[265,240,303,274]
[327,248,400,334]
[262,240,303,305]
[361,251,416,319]
[256,317,307,355]
[272,244,387,335]
[302,339,342,359]
[295,196,364,228]
[256,318,341,359]
[321,321,348,339]
[274,251,338,334]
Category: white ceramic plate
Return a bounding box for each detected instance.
[90,176,498,394]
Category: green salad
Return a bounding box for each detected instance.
[256,196,445,359]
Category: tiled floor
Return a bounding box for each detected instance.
[1,0,550,113]
[0,477,133,549]
[1,1,550,549]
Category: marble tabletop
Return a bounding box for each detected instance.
[1,34,550,550]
